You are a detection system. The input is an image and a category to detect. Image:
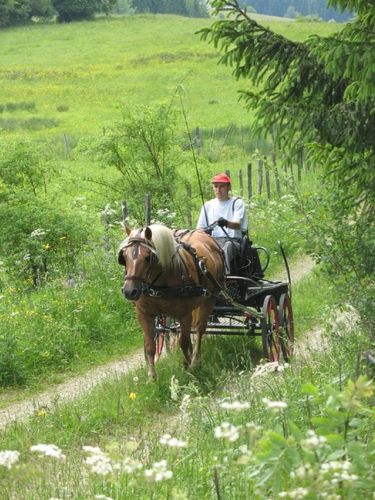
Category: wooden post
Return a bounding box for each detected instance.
[195,126,201,153]
[265,157,271,199]
[272,151,281,197]
[144,194,152,225]
[257,159,263,195]
[186,184,192,228]
[247,162,252,199]
[225,168,231,179]
[121,200,128,222]
[297,147,303,181]
[238,169,243,197]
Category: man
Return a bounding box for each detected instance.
[196,173,247,274]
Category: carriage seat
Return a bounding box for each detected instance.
[230,234,264,280]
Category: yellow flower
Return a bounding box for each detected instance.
[43,243,50,250]
[129,392,137,401]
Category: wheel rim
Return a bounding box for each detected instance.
[279,293,294,361]
[261,296,281,362]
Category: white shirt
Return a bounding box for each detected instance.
[196,197,247,238]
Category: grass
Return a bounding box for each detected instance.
[0,271,373,498]
[0,14,341,141]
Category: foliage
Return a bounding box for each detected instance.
[52,0,116,22]
[201,0,375,327]
[132,0,208,17]
[0,0,54,26]
[239,0,352,21]
[0,138,91,284]
[80,103,190,225]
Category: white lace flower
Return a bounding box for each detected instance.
[262,398,288,411]
[219,400,250,411]
[159,434,187,448]
[300,430,327,450]
[30,444,65,461]
[145,459,173,482]
[214,422,240,442]
[0,450,20,469]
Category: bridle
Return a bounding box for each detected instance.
[120,235,161,285]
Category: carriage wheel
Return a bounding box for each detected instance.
[261,295,281,362]
[278,293,295,361]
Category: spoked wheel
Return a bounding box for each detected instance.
[261,295,281,362]
[278,293,295,361]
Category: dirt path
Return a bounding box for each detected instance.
[0,255,315,431]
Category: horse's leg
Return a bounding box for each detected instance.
[179,314,193,368]
[191,298,215,367]
[136,310,157,379]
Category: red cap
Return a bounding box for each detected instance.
[211,173,231,184]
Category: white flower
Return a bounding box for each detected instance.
[30,444,66,461]
[82,445,103,454]
[145,459,173,482]
[30,228,47,238]
[279,487,309,499]
[83,446,113,476]
[133,376,139,383]
[169,375,180,401]
[94,496,113,500]
[214,422,240,442]
[219,400,250,411]
[179,394,191,413]
[122,457,143,474]
[0,450,20,469]
[300,430,327,450]
[252,362,289,379]
[262,398,288,412]
[159,434,187,448]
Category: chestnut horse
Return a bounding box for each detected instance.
[118,224,224,378]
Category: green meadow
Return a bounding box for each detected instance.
[0,14,341,140]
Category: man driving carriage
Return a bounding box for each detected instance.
[196,173,247,275]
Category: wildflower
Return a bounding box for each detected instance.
[0,450,20,469]
[94,496,113,500]
[43,243,51,250]
[169,375,180,401]
[290,464,314,480]
[279,487,309,498]
[214,422,240,442]
[30,444,66,461]
[133,376,139,383]
[122,457,143,474]
[129,392,137,401]
[219,400,250,411]
[236,444,253,464]
[144,459,173,482]
[31,228,46,238]
[159,434,187,448]
[85,452,113,476]
[179,394,191,413]
[300,430,327,450]
[252,362,289,379]
[262,398,288,412]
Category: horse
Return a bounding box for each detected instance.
[118,224,224,379]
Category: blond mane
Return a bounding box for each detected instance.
[145,224,177,269]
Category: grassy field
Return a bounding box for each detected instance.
[0,14,341,141]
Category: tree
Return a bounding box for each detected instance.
[52,0,115,22]
[201,0,375,327]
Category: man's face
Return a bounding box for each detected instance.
[212,182,230,201]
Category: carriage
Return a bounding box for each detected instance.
[152,222,294,365]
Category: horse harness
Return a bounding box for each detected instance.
[121,231,217,299]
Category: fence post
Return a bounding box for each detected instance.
[257,158,263,195]
[272,151,281,197]
[265,156,271,199]
[121,200,128,223]
[186,184,192,228]
[195,126,201,153]
[225,169,231,178]
[238,169,243,197]
[247,162,252,199]
[297,147,303,182]
[144,194,152,225]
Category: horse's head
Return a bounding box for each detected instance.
[118,226,161,301]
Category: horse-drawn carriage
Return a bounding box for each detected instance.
[118,222,294,378]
